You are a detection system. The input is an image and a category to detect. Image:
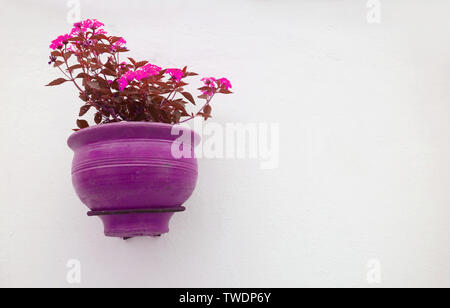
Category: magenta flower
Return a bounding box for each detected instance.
[70,19,106,36]
[201,77,217,96]
[218,78,232,90]
[71,22,84,34]
[114,38,127,47]
[166,69,184,82]
[49,34,73,50]
[135,64,162,81]
[71,21,88,35]
[95,29,108,35]
[124,71,136,82]
[117,70,139,91]
[111,38,126,52]
[118,78,128,91]
[89,19,105,30]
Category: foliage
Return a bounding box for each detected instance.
[47,19,232,130]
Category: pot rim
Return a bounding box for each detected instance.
[67,121,201,150]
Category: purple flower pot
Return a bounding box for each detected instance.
[67,122,200,239]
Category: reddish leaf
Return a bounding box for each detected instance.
[75,72,88,79]
[76,119,89,129]
[79,105,91,116]
[101,68,116,77]
[63,52,73,61]
[86,80,101,90]
[46,78,68,86]
[90,34,108,41]
[181,92,196,105]
[219,89,233,94]
[94,112,102,124]
[67,64,82,72]
[53,61,64,67]
[204,105,212,115]
[173,110,182,123]
[110,36,123,44]
[79,93,88,102]
[51,51,61,57]
[135,61,148,68]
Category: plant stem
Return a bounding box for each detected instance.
[178,92,215,124]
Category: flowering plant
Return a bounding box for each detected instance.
[47,19,232,130]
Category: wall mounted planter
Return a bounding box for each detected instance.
[67,122,200,239]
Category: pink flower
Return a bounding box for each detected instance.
[166,68,184,82]
[118,78,128,91]
[71,19,106,35]
[90,19,105,30]
[135,64,162,81]
[111,38,126,52]
[117,63,162,91]
[218,78,232,90]
[95,29,108,35]
[201,77,217,96]
[71,22,84,35]
[117,71,138,91]
[123,71,136,82]
[114,38,127,47]
[49,34,73,50]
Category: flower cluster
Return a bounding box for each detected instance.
[200,77,232,96]
[116,64,163,90]
[111,37,126,52]
[166,69,184,82]
[71,19,105,35]
[49,34,73,50]
[47,19,232,130]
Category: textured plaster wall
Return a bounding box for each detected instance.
[0,0,449,287]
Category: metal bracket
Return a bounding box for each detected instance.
[87,206,186,216]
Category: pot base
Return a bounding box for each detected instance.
[87,207,185,239]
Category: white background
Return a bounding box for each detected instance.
[0,0,449,287]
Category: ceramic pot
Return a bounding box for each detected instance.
[67,122,200,238]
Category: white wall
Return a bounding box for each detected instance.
[0,0,449,288]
